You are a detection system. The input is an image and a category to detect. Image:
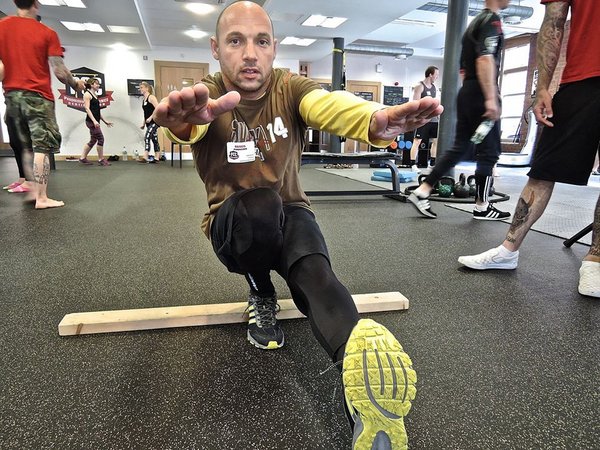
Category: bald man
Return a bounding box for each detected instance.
[155,2,443,448]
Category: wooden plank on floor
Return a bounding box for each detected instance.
[58,291,409,336]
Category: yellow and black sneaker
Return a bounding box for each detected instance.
[247,291,284,350]
[342,319,417,450]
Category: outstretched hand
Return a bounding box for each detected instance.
[369,97,443,141]
[153,83,241,133]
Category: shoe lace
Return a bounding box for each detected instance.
[318,360,344,402]
[248,293,280,328]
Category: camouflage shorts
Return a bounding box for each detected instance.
[4,90,62,154]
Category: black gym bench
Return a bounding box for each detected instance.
[301,151,405,200]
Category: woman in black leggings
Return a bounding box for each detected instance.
[139,81,161,163]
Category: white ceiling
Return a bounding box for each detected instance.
[0,0,547,61]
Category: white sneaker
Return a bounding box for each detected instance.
[578,261,600,298]
[458,246,519,270]
[411,164,421,174]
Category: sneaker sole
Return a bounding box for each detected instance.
[246,330,284,350]
[457,257,517,270]
[472,215,511,221]
[343,319,416,450]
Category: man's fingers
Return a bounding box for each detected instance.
[387,98,441,123]
[166,90,184,116]
[193,83,210,108]
[209,91,241,117]
[179,87,199,111]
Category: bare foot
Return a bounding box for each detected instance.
[35,198,65,209]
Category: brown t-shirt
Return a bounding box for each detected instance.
[193,69,321,237]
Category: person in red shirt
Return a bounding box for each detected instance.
[0,0,84,208]
[459,0,600,299]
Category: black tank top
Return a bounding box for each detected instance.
[142,96,155,125]
[85,89,101,123]
[420,81,436,99]
[420,82,438,122]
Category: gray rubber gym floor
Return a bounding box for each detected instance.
[1,157,598,450]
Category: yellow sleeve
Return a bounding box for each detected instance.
[161,124,209,145]
[299,89,393,148]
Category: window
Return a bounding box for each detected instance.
[500,42,531,142]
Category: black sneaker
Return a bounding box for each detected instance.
[407,192,437,218]
[473,204,511,220]
[247,292,284,350]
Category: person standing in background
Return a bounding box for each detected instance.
[79,78,113,166]
[410,66,440,171]
[0,0,85,209]
[458,0,600,299]
[408,0,512,220]
[138,81,161,163]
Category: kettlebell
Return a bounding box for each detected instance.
[454,173,470,198]
[436,176,455,198]
[467,175,476,196]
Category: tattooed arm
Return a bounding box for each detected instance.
[534,1,569,126]
[49,56,85,92]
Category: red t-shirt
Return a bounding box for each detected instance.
[541,0,600,83]
[0,16,64,101]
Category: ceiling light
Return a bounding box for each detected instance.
[110,43,131,51]
[185,3,215,15]
[280,37,316,47]
[302,15,347,29]
[393,18,437,27]
[504,15,522,25]
[61,21,104,32]
[39,0,86,8]
[107,26,140,34]
[184,29,208,39]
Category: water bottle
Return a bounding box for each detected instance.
[122,146,128,161]
[134,149,139,160]
[470,119,495,144]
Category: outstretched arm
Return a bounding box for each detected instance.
[49,56,85,92]
[153,83,240,141]
[534,1,569,126]
[368,97,443,142]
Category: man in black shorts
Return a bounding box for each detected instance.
[154,2,443,448]
[408,0,512,220]
[458,0,600,299]
[411,66,439,169]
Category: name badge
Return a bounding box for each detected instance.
[227,141,256,164]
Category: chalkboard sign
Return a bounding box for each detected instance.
[354,91,374,102]
[383,86,406,106]
[127,79,154,96]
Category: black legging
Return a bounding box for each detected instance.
[144,122,160,153]
[212,188,359,363]
[425,80,501,202]
[287,254,359,362]
[5,114,33,180]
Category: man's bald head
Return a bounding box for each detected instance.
[215,1,274,40]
